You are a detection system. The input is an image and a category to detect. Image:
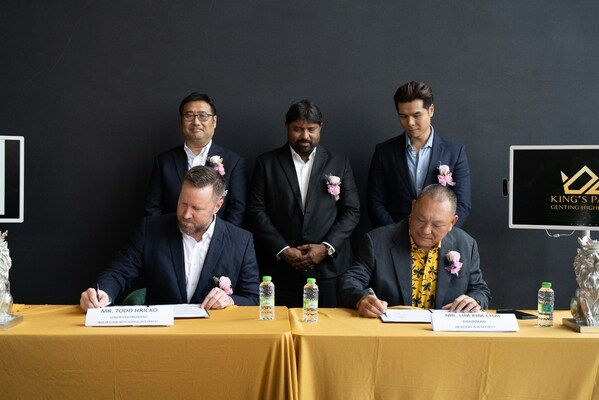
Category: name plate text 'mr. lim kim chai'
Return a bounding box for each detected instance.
[431,312,519,332]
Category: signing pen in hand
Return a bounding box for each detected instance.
[367,287,387,317]
[96,284,101,304]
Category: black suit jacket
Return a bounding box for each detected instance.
[145,143,247,226]
[97,214,259,306]
[247,145,360,281]
[367,131,471,228]
[338,219,491,309]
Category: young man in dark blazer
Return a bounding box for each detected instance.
[367,81,471,228]
[247,100,360,308]
[339,184,490,317]
[145,92,246,227]
[80,166,259,311]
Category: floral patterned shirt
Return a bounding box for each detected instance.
[410,236,441,309]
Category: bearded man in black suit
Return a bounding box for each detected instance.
[247,100,360,307]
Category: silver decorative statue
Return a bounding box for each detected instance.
[0,231,14,322]
[570,236,599,326]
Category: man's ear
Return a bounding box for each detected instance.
[214,196,225,214]
[448,214,459,230]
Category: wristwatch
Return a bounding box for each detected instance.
[322,242,335,257]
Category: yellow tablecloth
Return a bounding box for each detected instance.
[0,305,298,400]
[289,308,599,400]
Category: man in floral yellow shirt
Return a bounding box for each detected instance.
[338,184,490,317]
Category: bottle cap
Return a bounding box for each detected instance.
[306,278,316,284]
[262,276,272,282]
[541,281,552,288]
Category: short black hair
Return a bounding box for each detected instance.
[179,92,217,115]
[285,99,323,125]
[393,81,434,110]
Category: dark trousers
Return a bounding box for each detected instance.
[272,275,339,308]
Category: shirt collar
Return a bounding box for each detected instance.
[180,214,217,243]
[409,234,441,255]
[184,140,212,159]
[405,126,435,151]
[289,145,317,163]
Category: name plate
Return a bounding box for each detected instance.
[85,306,174,327]
[431,312,519,332]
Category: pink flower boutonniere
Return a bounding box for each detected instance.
[325,174,341,201]
[213,276,233,295]
[437,164,456,187]
[208,155,225,176]
[445,251,463,276]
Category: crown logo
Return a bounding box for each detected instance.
[561,165,599,195]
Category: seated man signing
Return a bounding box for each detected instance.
[338,184,490,318]
[80,166,259,311]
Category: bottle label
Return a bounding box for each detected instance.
[538,304,553,313]
[260,297,274,307]
[303,299,318,309]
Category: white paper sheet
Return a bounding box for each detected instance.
[380,309,432,323]
[157,304,209,318]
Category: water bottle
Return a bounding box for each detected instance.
[537,281,554,327]
[302,278,318,322]
[259,276,275,320]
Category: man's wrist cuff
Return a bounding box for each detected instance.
[276,246,290,260]
[322,242,335,257]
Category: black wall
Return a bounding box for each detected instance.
[2,1,598,309]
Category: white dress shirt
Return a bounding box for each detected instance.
[181,215,216,302]
[184,140,213,169]
[290,146,316,212]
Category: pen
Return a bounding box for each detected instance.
[96,283,101,303]
[367,287,387,317]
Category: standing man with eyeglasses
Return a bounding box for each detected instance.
[145,92,247,226]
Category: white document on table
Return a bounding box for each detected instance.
[157,304,209,319]
[380,309,432,323]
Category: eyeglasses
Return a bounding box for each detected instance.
[181,112,215,122]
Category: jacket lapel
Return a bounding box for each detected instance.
[191,217,224,302]
[174,146,188,184]
[425,133,444,186]
[276,146,303,211]
[395,134,417,199]
[305,147,327,209]
[168,220,188,303]
[435,232,455,308]
[206,142,222,160]
[391,222,413,306]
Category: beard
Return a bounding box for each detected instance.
[291,139,315,156]
[177,217,211,238]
